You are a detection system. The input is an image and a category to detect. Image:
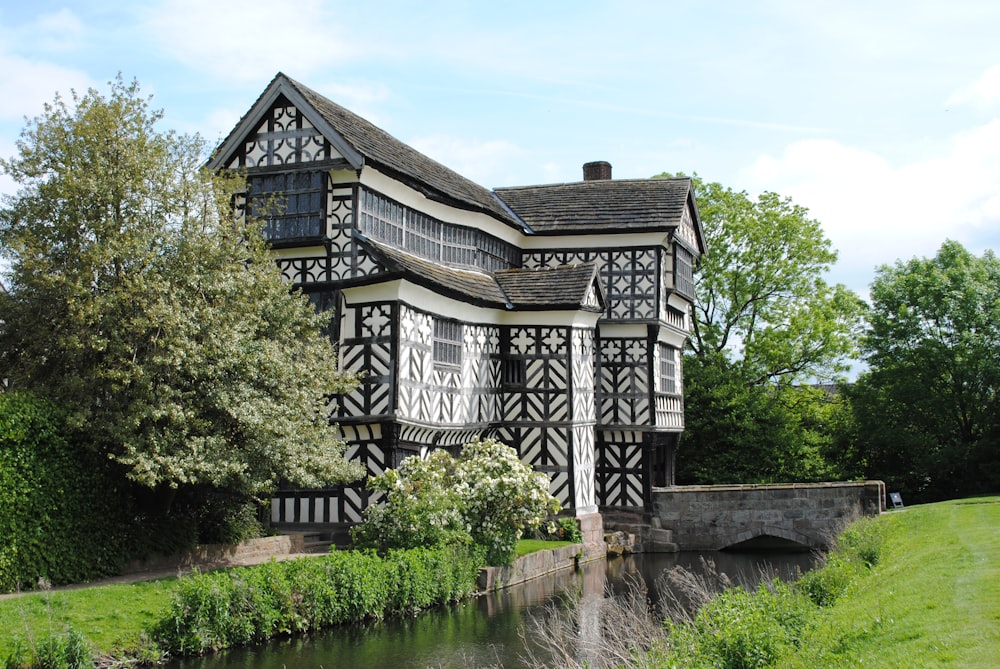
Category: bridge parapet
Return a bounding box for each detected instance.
[651,481,886,551]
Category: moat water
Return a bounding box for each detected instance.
[165,550,815,669]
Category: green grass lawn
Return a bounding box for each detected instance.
[0,578,175,657]
[779,496,1000,668]
[514,538,576,557]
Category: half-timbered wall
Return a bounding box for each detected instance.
[571,328,597,511]
[338,301,395,420]
[495,324,598,510]
[523,247,662,321]
[227,96,336,169]
[396,306,502,427]
[596,430,645,510]
[597,335,652,427]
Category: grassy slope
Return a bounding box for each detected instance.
[781,496,1000,668]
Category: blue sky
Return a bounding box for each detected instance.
[2,0,1000,297]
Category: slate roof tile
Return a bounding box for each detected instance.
[495,178,692,233]
[282,76,519,227]
[358,236,601,311]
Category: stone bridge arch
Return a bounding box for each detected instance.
[722,525,817,551]
[649,481,885,552]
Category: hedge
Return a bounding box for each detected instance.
[0,392,129,592]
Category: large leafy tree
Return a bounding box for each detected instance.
[847,241,1000,501]
[656,174,865,484]
[0,77,362,502]
[673,176,864,383]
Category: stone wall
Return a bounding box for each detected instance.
[651,481,886,551]
[477,513,606,591]
[123,534,307,575]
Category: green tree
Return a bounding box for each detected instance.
[656,174,864,484]
[670,176,864,383]
[677,353,846,484]
[847,240,1000,501]
[0,77,361,508]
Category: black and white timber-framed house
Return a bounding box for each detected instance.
[208,73,706,529]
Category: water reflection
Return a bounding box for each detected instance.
[166,551,814,669]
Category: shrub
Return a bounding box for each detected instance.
[350,449,467,552]
[153,544,482,656]
[353,438,560,565]
[0,392,130,592]
[454,439,561,565]
[664,580,811,669]
[533,517,584,543]
[798,515,884,607]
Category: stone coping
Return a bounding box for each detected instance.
[656,481,884,492]
[477,544,587,592]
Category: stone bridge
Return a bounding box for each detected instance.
[648,481,886,551]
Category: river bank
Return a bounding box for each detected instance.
[2,498,996,667]
[627,495,998,668]
[775,495,999,668]
[0,539,581,664]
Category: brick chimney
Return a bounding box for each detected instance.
[583,161,612,181]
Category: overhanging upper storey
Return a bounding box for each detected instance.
[354,233,605,315]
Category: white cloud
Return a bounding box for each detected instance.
[947,65,1000,110]
[740,121,1000,293]
[0,49,92,121]
[140,0,358,83]
[33,9,86,52]
[408,134,527,188]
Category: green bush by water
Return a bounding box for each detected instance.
[153,543,483,656]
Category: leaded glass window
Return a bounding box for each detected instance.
[248,171,325,241]
[658,343,678,395]
[675,245,695,300]
[357,187,519,272]
[433,320,463,371]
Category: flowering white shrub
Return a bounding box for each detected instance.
[454,438,561,565]
[352,438,560,565]
[350,448,467,552]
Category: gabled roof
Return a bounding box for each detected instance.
[495,177,699,238]
[209,73,522,229]
[494,263,605,311]
[355,234,604,312]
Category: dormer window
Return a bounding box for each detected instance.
[248,171,325,241]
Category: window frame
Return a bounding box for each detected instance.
[432,319,463,372]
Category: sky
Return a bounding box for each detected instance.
[2,0,1000,298]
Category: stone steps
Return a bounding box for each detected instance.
[604,523,679,554]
